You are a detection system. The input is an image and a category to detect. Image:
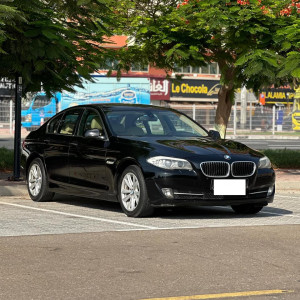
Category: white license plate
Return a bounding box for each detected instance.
[213,179,246,196]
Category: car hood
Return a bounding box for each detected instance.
[117,136,262,160]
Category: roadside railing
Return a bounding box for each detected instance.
[0,100,297,136]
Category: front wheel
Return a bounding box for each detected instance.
[27,158,55,202]
[118,165,153,218]
[231,204,264,214]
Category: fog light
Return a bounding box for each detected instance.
[267,185,274,196]
[161,188,174,199]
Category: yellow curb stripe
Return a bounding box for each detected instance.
[141,289,293,300]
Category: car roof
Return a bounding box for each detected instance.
[65,103,173,112]
[96,103,169,111]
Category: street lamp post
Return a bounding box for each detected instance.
[12,76,22,180]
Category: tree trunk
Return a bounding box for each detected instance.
[214,85,233,139]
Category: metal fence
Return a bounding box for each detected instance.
[0,99,295,135]
[168,103,294,135]
[0,99,14,133]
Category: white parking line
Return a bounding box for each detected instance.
[0,201,158,230]
[276,194,299,199]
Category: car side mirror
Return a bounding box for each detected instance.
[208,130,221,140]
[84,129,105,140]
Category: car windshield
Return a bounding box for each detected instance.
[105,109,208,137]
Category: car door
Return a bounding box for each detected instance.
[44,108,83,187]
[68,108,109,197]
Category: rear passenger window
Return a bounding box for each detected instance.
[58,110,82,135]
[47,114,63,134]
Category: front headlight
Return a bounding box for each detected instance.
[258,156,272,169]
[147,156,193,170]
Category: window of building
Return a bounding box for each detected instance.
[99,59,119,70]
[32,95,51,109]
[131,63,149,72]
[174,63,220,75]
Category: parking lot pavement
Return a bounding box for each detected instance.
[0,192,299,237]
[0,172,299,300]
[0,221,299,300]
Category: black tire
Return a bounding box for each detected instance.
[118,165,153,217]
[231,204,264,214]
[27,158,55,202]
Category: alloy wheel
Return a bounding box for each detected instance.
[28,163,42,197]
[121,172,140,211]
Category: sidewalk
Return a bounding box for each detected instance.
[0,169,299,197]
[0,128,29,138]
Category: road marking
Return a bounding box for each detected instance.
[276,194,299,199]
[0,201,158,230]
[141,289,293,300]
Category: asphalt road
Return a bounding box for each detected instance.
[234,138,300,150]
[1,136,300,150]
[0,137,21,149]
[0,193,299,300]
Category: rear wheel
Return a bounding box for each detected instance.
[118,165,153,217]
[231,204,264,214]
[27,158,54,202]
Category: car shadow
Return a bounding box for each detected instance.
[153,206,293,220]
[52,194,293,219]
[52,194,123,214]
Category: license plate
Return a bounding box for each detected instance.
[213,179,246,196]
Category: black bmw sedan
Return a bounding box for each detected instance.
[21,104,275,217]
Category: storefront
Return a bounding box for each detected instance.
[170,78,221,103]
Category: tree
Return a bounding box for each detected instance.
[0,0,115,95]
[0,0,22,52]
[116,0,299,137]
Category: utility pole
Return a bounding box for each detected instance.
[12,76,22,180]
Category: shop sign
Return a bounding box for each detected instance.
[261,87,295,104]
[150,78,170,100]
[0,78,15,97]
[171,79,221,99]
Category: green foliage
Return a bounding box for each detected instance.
[262,149,300,169]
[0,0,115,94]
[276,19,300,86]
[115,0,298,91]
[0,147,14,171]
[0,0,24,52]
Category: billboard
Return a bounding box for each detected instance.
[60,76,150,110]
[150,78,170,100]
[260,87,295,104]
[0,78,15,98]
[171,79,221,100]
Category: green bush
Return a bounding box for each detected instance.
[262,149,300,169]
[0,147,14,171]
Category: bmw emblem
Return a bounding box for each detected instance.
[224,155,231,160]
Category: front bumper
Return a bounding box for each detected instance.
[145,167,275,207]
